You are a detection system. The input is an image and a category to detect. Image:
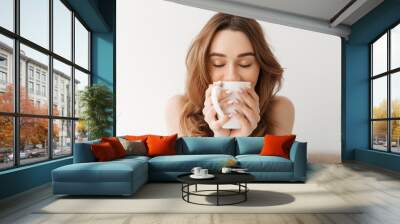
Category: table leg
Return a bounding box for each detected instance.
[195,184,197,192]
[217,184,219,206]
[245,183,247,201]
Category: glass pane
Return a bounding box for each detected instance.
[20,0,49,49]
[372,33,387,76]
[372,121,388,151]
[20,44,49,115]
[0,34,14,112]
[392,24,400,70]
[75,120,88,143]
[74,69,89,118]
[20,117,49,165]
[372,77,387,119]
[392,72,400,118]
[0,116,13,170]
[53,119,72,157]
[0,0,13,31]
[74,17,89,69]
[53,59,72,117]
[53,0,72,60]
[391,120,400,153]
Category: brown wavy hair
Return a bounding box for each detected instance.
[180,13,283,137]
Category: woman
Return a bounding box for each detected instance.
[165,13,294,137]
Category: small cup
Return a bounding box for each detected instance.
[221,167,232,174]
[199,169,208,176]
[191,167,202,176]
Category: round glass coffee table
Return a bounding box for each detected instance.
[177,172,255,206]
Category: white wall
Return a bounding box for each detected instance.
[116,0,341,162]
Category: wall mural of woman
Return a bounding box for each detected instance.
[166,13,294,137]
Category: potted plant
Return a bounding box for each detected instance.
[79,84,113,140]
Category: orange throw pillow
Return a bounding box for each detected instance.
[146,134,178,157]
[91,142,117,161]
[260,134,296,159]
[124,135,149,141]
[101,137,127,158]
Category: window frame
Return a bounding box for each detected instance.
[369,20,400,154]
[0,0,92,171]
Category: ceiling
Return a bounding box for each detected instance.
[166,0,384,39]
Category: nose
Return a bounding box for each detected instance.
[224,62,241,81]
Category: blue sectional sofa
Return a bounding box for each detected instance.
[52,137,307,196]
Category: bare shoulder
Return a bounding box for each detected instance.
[270,95,295,112]
[269,95,295,135]
[165,95,187,135]
[166,94,186,109]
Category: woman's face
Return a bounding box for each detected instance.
[207,29,260,88]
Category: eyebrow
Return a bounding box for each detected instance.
[209,52,255,58]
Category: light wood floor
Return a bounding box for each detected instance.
[1,162,400,224]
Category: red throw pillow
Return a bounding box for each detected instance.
[146,134,178,157]
[101,137,127,158]
[91,142,117,161]
[259,134,296,159]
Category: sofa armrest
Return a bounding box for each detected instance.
[289,141,307,181]
[73,141,99,163]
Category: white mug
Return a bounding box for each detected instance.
[211,81,252,129]
[199,169,208,176]
[191,167,202,176]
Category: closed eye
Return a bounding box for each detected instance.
[239,64,252,68]
[213,64,225,68]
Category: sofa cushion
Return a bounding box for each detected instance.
[91,142,118,161]
[147,134,178,157]
[148,154,235,172]
[260,134,296,159]
[236,155,293,172]
[235,137,263,155]
[52,158,147,183]
[176,137,235,155]
[101,137,127,158]
[118,138,147,156]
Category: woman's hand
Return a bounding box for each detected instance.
[229,87,261,137]
[203,82,233,137]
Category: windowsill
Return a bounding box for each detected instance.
[357,148,400,156]
[0,156,72,176]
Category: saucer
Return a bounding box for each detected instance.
[190,174,215,179]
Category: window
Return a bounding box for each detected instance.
[0,35,13,113]
[28,67,34,80]
[20,0,49,49]
[28,81,34,94]
[0,55,7,67]
[0,0,91,170]
[0,116,13,170]
[0,71,6,85]
[53,119,72,158]
[42,85,46,97]
[0,0,13,32]
[53,59,71,117]
[0,54,8,89]
[75,18,89,70]
[35,70,40,81]
[370,23,400,154]
[35,83,40,95]
[53,0,72,60]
